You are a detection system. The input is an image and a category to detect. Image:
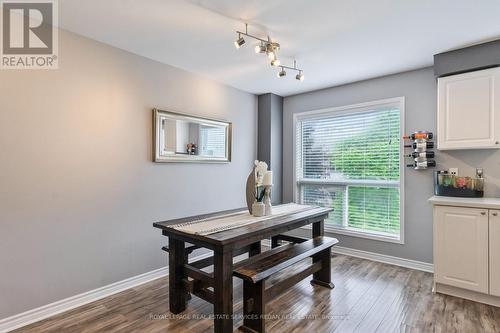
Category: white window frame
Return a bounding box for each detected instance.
[293,97,405,244]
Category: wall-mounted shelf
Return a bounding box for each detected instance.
[404,131,435,170]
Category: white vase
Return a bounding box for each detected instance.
[252,202,265,217]
[264,203,272,216]
[263,187,272,216]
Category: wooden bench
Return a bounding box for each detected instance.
[161,242,262,306]
[233,236,338,333]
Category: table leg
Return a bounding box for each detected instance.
[311,219,335,289]
[213,249,233,333]
[168,237,187,314]
[312,219,324,237]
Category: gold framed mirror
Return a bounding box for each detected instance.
[153,109,232,163]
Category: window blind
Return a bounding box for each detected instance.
[296,106,401,238]
[199,125,226,157]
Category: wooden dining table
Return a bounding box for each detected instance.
[153,205,332,333]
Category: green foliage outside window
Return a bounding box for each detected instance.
[300,109,401,236]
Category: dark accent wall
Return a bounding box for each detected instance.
[257,93,283,204]
[434,39,500,77]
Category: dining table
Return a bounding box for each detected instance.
[153,204,332,333]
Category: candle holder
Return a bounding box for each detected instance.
[263,185,272,216]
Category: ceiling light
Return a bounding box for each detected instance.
[255,43,266,54]
[271,59,280,67]
[234,23,304,82]
[234,34,245,49]
[296,71,305,81]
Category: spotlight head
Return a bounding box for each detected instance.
[267,51,275,60]
[255,43,266,54]
[234,35,245,49]
[277,68,286,77]
[270,59,281,67]
[296,72,305,81]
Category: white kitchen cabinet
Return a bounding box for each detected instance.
[433,205,489,293]
[430,196,500,307]
[490,210,500,297]
[437,67,500,150]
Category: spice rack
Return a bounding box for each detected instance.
[404,131,436,170]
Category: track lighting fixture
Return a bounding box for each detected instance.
[277,60,304,80]
[265,41,278,60]
[234,34,245,49]
[296,71,305,81]
[277,67,286,77]
[234,23,304,82]
[255,42,266,54]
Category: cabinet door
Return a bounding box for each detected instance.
[437,67,500,150]
[490,210,500,297]
[434,206,489,293]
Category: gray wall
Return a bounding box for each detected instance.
[283,67,500,264]
[257,93,283,204]
[0,29,257,319]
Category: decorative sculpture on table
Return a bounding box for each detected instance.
[246,160,273,217]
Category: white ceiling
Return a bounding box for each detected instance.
[59,0,500,96]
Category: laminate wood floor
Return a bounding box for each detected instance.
[12,254,500,333]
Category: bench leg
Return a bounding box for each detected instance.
[270,236,280,248]
[311,247,335,289]
[184,252,193,301]
[240,280,265,333]
[249,241,261,256]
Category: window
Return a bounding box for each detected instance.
[199,125,227,157]
[295,98,404,243]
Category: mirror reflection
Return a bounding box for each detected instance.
[154,109,231,163]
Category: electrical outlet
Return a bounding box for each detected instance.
[449,168,459,176]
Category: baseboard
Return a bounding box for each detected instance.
[263,239,433,273]
[0,252,212,333]
[331,246,434,273]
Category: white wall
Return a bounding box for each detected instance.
[0,29,257,318]
[283,67,500,264]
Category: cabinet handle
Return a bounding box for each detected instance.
[493,212,498,216]
[496,141,500,145]
[481,212,486,215]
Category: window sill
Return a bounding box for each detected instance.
[301,225,404,244]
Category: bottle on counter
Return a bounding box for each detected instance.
[475,168,484,191]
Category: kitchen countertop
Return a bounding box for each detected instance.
[429,195,500,209]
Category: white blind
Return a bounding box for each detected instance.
[296,105,401,237]
[199,125,226,157]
